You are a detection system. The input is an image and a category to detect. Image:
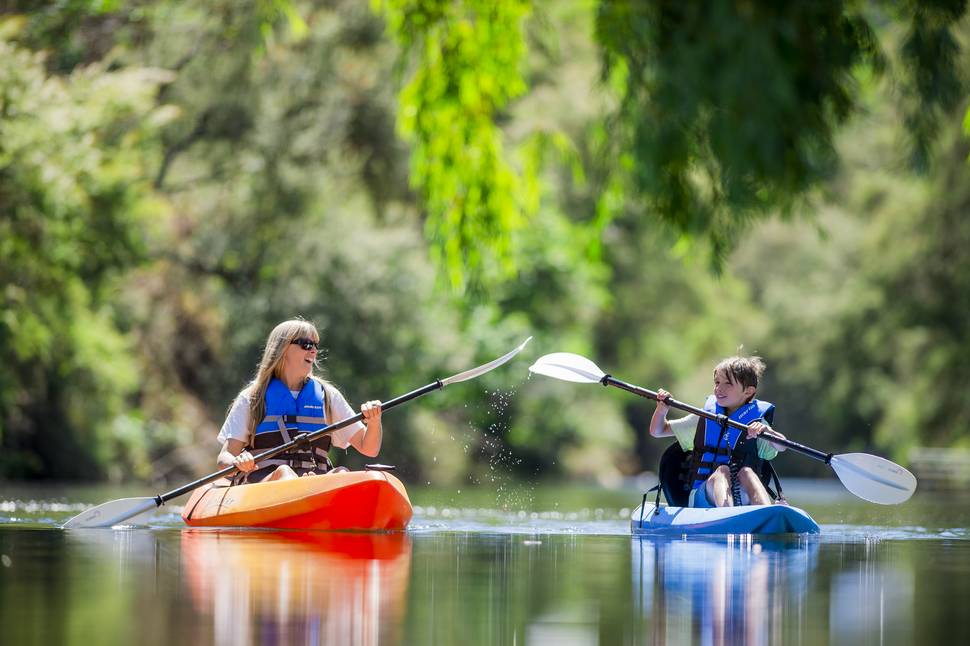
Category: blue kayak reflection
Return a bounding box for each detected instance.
[181,530,412,646]
[632,536,819,645]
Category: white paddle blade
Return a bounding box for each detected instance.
[62,497,159,529]
[529,352,606,384]
[830,453,918,505]
[441,337,532,386]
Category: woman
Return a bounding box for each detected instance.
[217,319,383,483]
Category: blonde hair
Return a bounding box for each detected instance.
[240,319,334,447]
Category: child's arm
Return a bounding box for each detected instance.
[648,388,675,438]
[649,389,699,453]
[761,427,787,452]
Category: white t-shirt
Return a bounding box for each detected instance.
[217,384,365,450]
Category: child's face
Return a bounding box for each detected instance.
[713,369,756,411]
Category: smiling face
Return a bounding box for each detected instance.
[713,368,756,412]
[275,332,320,388]
[281,336,318,380]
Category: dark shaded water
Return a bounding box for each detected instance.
[1,480,968,645]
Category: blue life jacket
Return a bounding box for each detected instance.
[255,377,329,437]
[688,395,775,490]
[238,377,333,484]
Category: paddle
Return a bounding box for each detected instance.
[63,337,533,529]
[529,352,917,505]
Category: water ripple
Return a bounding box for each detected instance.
[2,497,968,541]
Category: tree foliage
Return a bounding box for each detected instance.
[594,0,965,266]
[377,0,535,290]
[0,24,169,478]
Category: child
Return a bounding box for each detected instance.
[647,355,787,507]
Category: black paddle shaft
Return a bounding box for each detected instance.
[601,375,832,464]
[155,380,443,505]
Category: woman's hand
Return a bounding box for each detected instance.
[361,400,383,424]
[655,389,672,416]
[232,450,256,473]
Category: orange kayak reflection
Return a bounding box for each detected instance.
[181,529,412,646]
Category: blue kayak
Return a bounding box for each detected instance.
[631,503,820,536]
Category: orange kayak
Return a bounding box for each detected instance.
[181,470,412,531]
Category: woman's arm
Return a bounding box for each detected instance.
[217,438,257,472]
[216,394,256,471]
[348,400,383,457]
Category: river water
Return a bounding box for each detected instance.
[0,479,967,645]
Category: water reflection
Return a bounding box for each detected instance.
[828,544,914,645]
[0,521,958,646]
[181,530,412,646]
[633,537,819,645]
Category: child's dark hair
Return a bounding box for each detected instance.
[713,355,766,390]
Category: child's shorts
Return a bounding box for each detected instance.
[689,482,751,508]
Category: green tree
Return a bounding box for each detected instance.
[376,0,536,291]
[595,0,966,266]
[380,1,966,283]
[0,26,168,478]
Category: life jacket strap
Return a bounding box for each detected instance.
[255,457,319,470]
[232,453,334,485]
[729,461,743,506]
[252,430,332,452]
[262,414,328,426]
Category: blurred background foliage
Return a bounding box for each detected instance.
[0,0,968,486]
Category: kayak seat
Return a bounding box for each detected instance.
[657,442,692,507]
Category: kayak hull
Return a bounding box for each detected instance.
[631,503,820,536]
[181,470,412,531]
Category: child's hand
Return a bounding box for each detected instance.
[746,421,770,440]
[655,388,672,416]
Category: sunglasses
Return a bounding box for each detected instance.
[291,338,320,351]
